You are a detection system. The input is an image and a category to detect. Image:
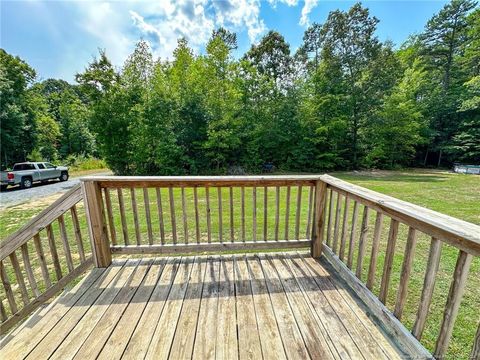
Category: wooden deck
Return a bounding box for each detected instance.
[1,252,405,360]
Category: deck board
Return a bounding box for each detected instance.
[1,252,407,360]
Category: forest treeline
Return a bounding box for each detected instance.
[1,1,479,174]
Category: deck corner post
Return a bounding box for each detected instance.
[311,180,328,258]
[82,180,112,268]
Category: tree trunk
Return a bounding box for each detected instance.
[437,149,443,167]
[424,149,429,166]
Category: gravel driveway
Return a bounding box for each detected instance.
[0,172,111,209]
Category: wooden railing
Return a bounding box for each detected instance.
[319,175,480,360]
[1,175,478,359]
[80,176,321,266]
[0,185,92,333]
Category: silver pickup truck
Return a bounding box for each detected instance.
[1,162,69,190]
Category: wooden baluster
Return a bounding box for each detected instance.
[46,224,62,280]
[70,205,86,262]
[33,234,51,288]
[366,212,384,290]
[104,188,117,246]
[206,187,212,243]
[21,244,40,297]
[306,186,314,239]
[311,181,328,258]
[193,187,200,244]
[83,181,111,267]
[295,185,302,240]
[355,206,370,280]
[339,196,350,261]
[156,188,165,244]
[0,299,7,321]
[131,188,141,245]
[169,187,177,244]
[263,187,268,241]
[284,186,291,240]
[379,219,399,304]
[412,237,442,340]
[253,187,257,241]
[58,214,74,272]
[117,188,129,245]
[471,323,480,360]
[218,187,223,243]
[275,186,280,241]
[229,187,234,242]
[347,201,359,269]
[0,261,17,314]
[326,189,335,246]
[394,227,418,320]
[241,187,246,242]
[182,187,188,244]
[434,250,473,358]
[9,252,29,305]
[144,188,154,245]
[332,193,343,253]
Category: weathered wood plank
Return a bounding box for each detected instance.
[218,187,223,243]
[347,201,359,269]
[394,227,417,320]
[230,187,234,242]
[97,258,167,360]
[169,257,207,359]
[253,187,257,242]
[103,188,117,246]
[46,224,62,280]
[366,212,384,290]
[355,206,370,279]
[145,258,193,360]
[10,252,30,305]
[241,186,246,242]
[117,188,129,245]
[58,214,74,272]
[215,256,238,360]
[70,205,86,261]
[194,187,200,244]
[0,260,17,314]
[169,187,177,244]
[181,187,188,244]
[275,186,280,241]
[434,250,473,358]
[130,188,141,245]
[156,188,165,244]
[306,186,314,239]
[82,181,111,267]
[121,258,179,358]
[233,255,263,360]
[143,188,153,245]
[379,219,399,304]
[206,187,212,243]
[264,186,268,241]
[192,257,220,360]
[295,185,302,240]
[21,244,40,297]
[33,234,51,288]
[332,192,342,253]
[284,186,291,240]
[412,237,442,340]
[247,255,287,360]
[339,196,350,260]
[326,189,335,247]
[311,181,327,259]
[258,255,310,359]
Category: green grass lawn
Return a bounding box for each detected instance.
[0,168,478,359]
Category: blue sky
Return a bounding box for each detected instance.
[1,0,448,82]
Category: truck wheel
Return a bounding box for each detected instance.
[21,177,33,189]
[60,171,69,182]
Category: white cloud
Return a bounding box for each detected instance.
[300,0,319,26]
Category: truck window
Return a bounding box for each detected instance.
[45,163,55,169]
[13,164,35,171]
[37,163,46,169]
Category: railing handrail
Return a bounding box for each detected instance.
[320,174,480,256]
[0,184,83,261]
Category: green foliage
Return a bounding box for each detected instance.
[1,0,478,173]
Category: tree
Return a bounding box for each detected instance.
[36,114,61,161]
[0,49,37,167]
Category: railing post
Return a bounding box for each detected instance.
[82,180,112,268]
[311,180,328,258]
